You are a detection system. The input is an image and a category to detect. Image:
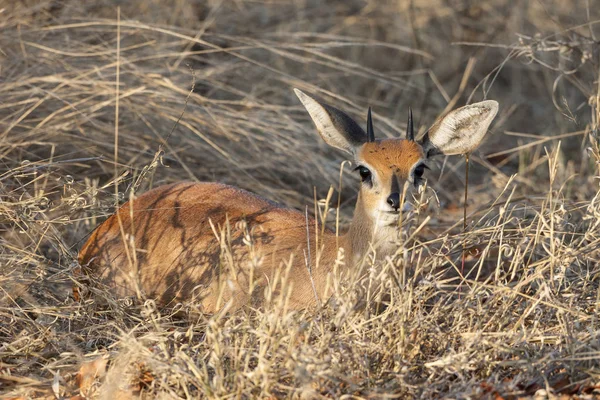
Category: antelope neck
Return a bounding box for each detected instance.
[340,193,396,269]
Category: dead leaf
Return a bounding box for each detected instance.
[75,357,108,396]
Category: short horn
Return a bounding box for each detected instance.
[407,107,414,141]
[366,107,375,142]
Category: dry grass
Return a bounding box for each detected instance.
[1,0,600,398]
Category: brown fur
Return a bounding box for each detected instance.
[78,139,425,312]
[358,139,424,179]
[79,182,351,312]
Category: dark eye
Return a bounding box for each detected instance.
[414,164,425,179]
[355,166,372,184]
[412,164,429,186]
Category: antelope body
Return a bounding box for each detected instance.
[78,89,498,312]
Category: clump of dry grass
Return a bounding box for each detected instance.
[1,0,600,398]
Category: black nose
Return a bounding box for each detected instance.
[387,192,400,211]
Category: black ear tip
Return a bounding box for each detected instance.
[366,107,375,142]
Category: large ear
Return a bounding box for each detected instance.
[294,88,368,154]
[420,100,499,157]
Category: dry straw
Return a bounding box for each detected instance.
[1,0,599,398]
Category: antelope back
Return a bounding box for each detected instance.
[78,182,342,312]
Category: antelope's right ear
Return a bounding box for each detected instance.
[420,100,499,158]
[294,88,368,155]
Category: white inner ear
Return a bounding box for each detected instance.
[294,89,355,154]
[428,100,499,155]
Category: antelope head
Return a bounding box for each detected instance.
[294,88,498,259]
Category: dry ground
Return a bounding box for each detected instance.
[1,0,600,398]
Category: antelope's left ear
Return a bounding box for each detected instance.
[419,100,499,157]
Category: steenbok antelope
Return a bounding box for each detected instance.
[78,89,498,312]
